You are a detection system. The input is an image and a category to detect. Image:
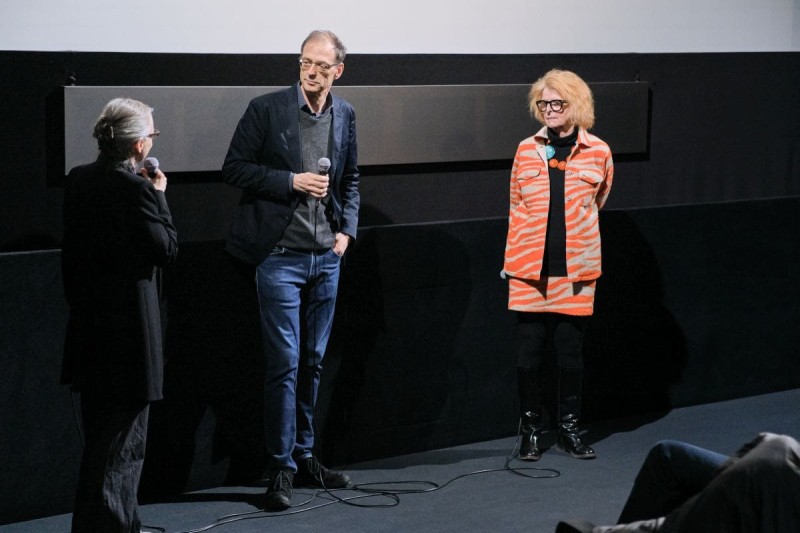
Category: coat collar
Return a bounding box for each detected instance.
[533,126,593,148]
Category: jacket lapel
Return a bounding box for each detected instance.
[330,97,344,177]
[282,84,302,172]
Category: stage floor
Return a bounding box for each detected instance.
[3,388,799,533]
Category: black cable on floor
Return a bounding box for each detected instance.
[170,433,561,533]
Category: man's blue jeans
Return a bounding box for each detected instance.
[256,247,341,473]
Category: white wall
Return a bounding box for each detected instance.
[1,0,798,54]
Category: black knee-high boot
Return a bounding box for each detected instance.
[517,367,544,461]
[557,368,596,459]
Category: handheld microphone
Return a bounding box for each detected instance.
[143,157,159,178]
[318,157,331,176]
[316,157,331,205]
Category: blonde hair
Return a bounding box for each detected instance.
[528,69,595,130]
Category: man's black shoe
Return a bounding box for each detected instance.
[294,456,351,489]
[264,469,293,511]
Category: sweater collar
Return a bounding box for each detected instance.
[534,126,591,148]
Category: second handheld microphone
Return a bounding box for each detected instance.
[316,157,331,206]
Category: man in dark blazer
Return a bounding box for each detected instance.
[222,29,359,511]
[62,97,178,532]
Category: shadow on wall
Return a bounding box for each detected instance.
[319,212,475,466]
[581,210,688,430]
[140,241,265,499]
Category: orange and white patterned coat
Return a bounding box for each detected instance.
[504,127,613,282]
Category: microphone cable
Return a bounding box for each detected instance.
[70,390,85,448]
[170,429,561,533]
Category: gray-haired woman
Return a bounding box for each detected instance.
[61,97,177,533]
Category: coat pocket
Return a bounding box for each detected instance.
[577,169,603,185]
[517,168,542,182]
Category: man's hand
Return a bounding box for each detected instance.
[333,232,351,257]
[293,172,329,199]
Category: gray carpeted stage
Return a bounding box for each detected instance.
[3,388,798,533]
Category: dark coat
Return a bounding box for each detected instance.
[222,83,360,265]
[61,158,178,402]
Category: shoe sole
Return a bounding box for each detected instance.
[557,444,596,459]
[264,496,291,511]
[518,453,542,461]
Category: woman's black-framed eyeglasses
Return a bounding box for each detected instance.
[536,100,568,112]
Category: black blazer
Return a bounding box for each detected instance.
[61,158,178,402]
[222,83,360,265]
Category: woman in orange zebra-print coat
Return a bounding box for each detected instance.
[503,69,613,461]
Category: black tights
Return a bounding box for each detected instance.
[517,312,588,418]
[516,312,588,372]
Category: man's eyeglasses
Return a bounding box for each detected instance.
[148,129,160,138]
[536,100,568,112]
[298,58,339,73]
